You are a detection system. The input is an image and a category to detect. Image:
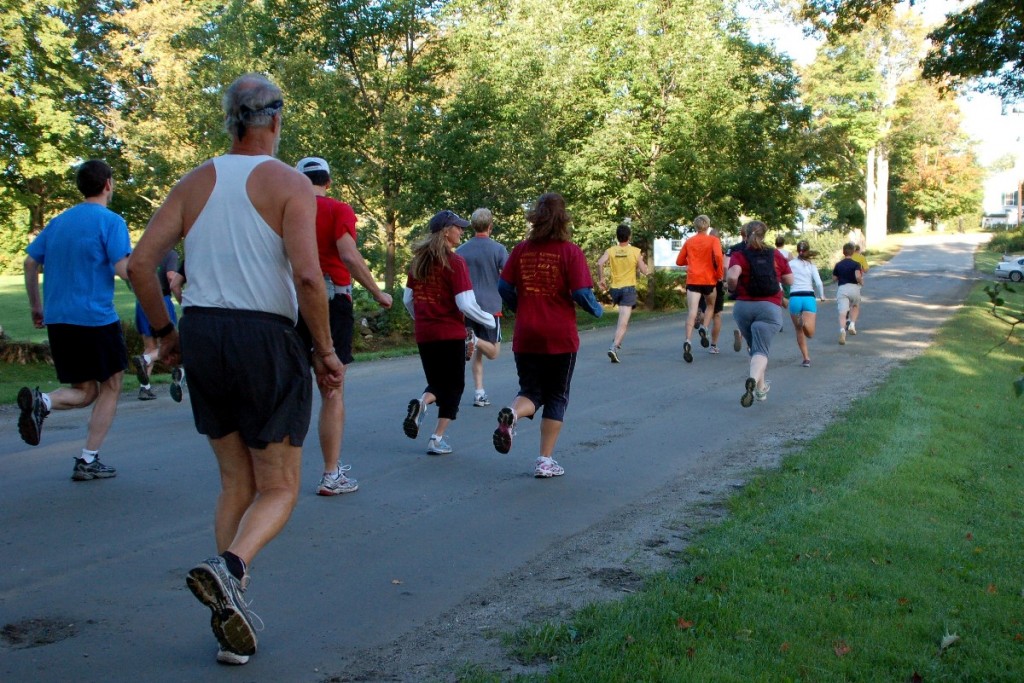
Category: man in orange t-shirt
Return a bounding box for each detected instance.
[675,214,724,363]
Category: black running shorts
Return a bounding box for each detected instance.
[47,321,128,385]
[181,307,312,449]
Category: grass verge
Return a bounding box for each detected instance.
[468,280,1024,682]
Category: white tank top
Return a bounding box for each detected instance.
[182,155,297,322]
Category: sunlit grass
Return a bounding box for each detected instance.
[462,281,1024,682]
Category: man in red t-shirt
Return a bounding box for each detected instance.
[296,156,393,496]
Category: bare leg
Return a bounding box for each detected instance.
[48,382,99,411]
[318,364,347,473]
[612,306,633,348]
[539,418,563,458]
[432,417,452,438]
[711,311,722,346]
[84,372,124,451]
[211,434,302,565]
[684,290,702,342]
[849,303,860,326]
[801,311,817,338]
[792,314,810,363]
[471,340,499,392]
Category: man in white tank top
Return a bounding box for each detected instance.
[128,73,343,665]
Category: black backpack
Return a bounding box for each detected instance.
[745,248,779,297]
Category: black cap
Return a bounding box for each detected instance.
[428,210,471,233]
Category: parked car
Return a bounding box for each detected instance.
[995,256,1024,282]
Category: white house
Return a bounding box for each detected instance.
[981,166,1022,229]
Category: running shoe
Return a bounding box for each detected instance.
[801,359,811,368]
[848,321,857,335]
[465,329,477,361]
[754,380,771,402]
[170,367,185,403]
[697,326,710,348]
[138,386,157,401]
[186,556,259,658]
[493,407,516,454]
[403,398,425,439]
[71,456,117,481]
[17,386,48,446]
[839,329,847,345]
[473,392,491,407]
[317,464,359,495]
[740,377,756,408]
[427,435,453,455]
[708,344,720,354]
[683,340,693,364]
[608,346,620,363]
[733,329,742,352]
[534,457,565,478]
[132,354,150,386]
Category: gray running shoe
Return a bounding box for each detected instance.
[493,407,516,454]
[403,398,425,439]
[138,386,157,401]
[733,329,743,352]
[170,367,185,403]
[608,346,620,363]
[317,464,359,495]
[473,393,491,407]
[754,380,771,402]
[132,354,150,386]
[186,556,259,657]
[17,386,49,446]
[698,326,710,348]
[683,340,693,364]
[72,456,117,481]
[839,329,847,345]
[740,377,756,408]
[427,435,453,455]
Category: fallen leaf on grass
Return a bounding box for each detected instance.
[898,597,910,606]
[986,583,997,594]
[833,640,851,657]
[686,647,696,659]
[676,618,694,630]
[779,642,790,653]
[939,633,960,654]
[908,672,923,683]
[965,532,973,540]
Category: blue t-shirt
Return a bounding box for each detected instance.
[832,257,862,286]
[26,202,132,326]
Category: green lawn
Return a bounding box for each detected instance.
[460,278,1024,681]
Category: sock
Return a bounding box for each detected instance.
[80,449,98,464]
[41,393,52,411]
[221,551,246,581]
[475,389,486,397]
[143,353,153,365]
[141,384,151,390]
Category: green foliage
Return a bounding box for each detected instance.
[987,229,1024,255]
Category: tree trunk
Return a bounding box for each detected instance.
[864,147,876,246]
[384,209,397,292]
[868,149,889,247]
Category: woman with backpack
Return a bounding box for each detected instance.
[726,220,794,407]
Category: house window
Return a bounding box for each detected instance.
[670,239,682,251]
[1002,190,1020,207]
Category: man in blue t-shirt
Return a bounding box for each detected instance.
[20,159,132,481]
[455,208,509,407]
[832,242,863,346]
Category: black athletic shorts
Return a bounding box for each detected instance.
[181,307,312,449]
[47,321,128,385]
[513,352,577,422]
[297,294,355,365]
[466,317,501,345]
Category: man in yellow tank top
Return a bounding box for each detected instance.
[596,223,651,362]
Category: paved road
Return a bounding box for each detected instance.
[0,233,987,681]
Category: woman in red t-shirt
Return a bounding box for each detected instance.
[402,210,496,455]
[726,220,794,408]
[492,193,603,478]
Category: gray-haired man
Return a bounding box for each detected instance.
[455,208,508,406]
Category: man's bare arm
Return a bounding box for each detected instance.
[337,233,392,308]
